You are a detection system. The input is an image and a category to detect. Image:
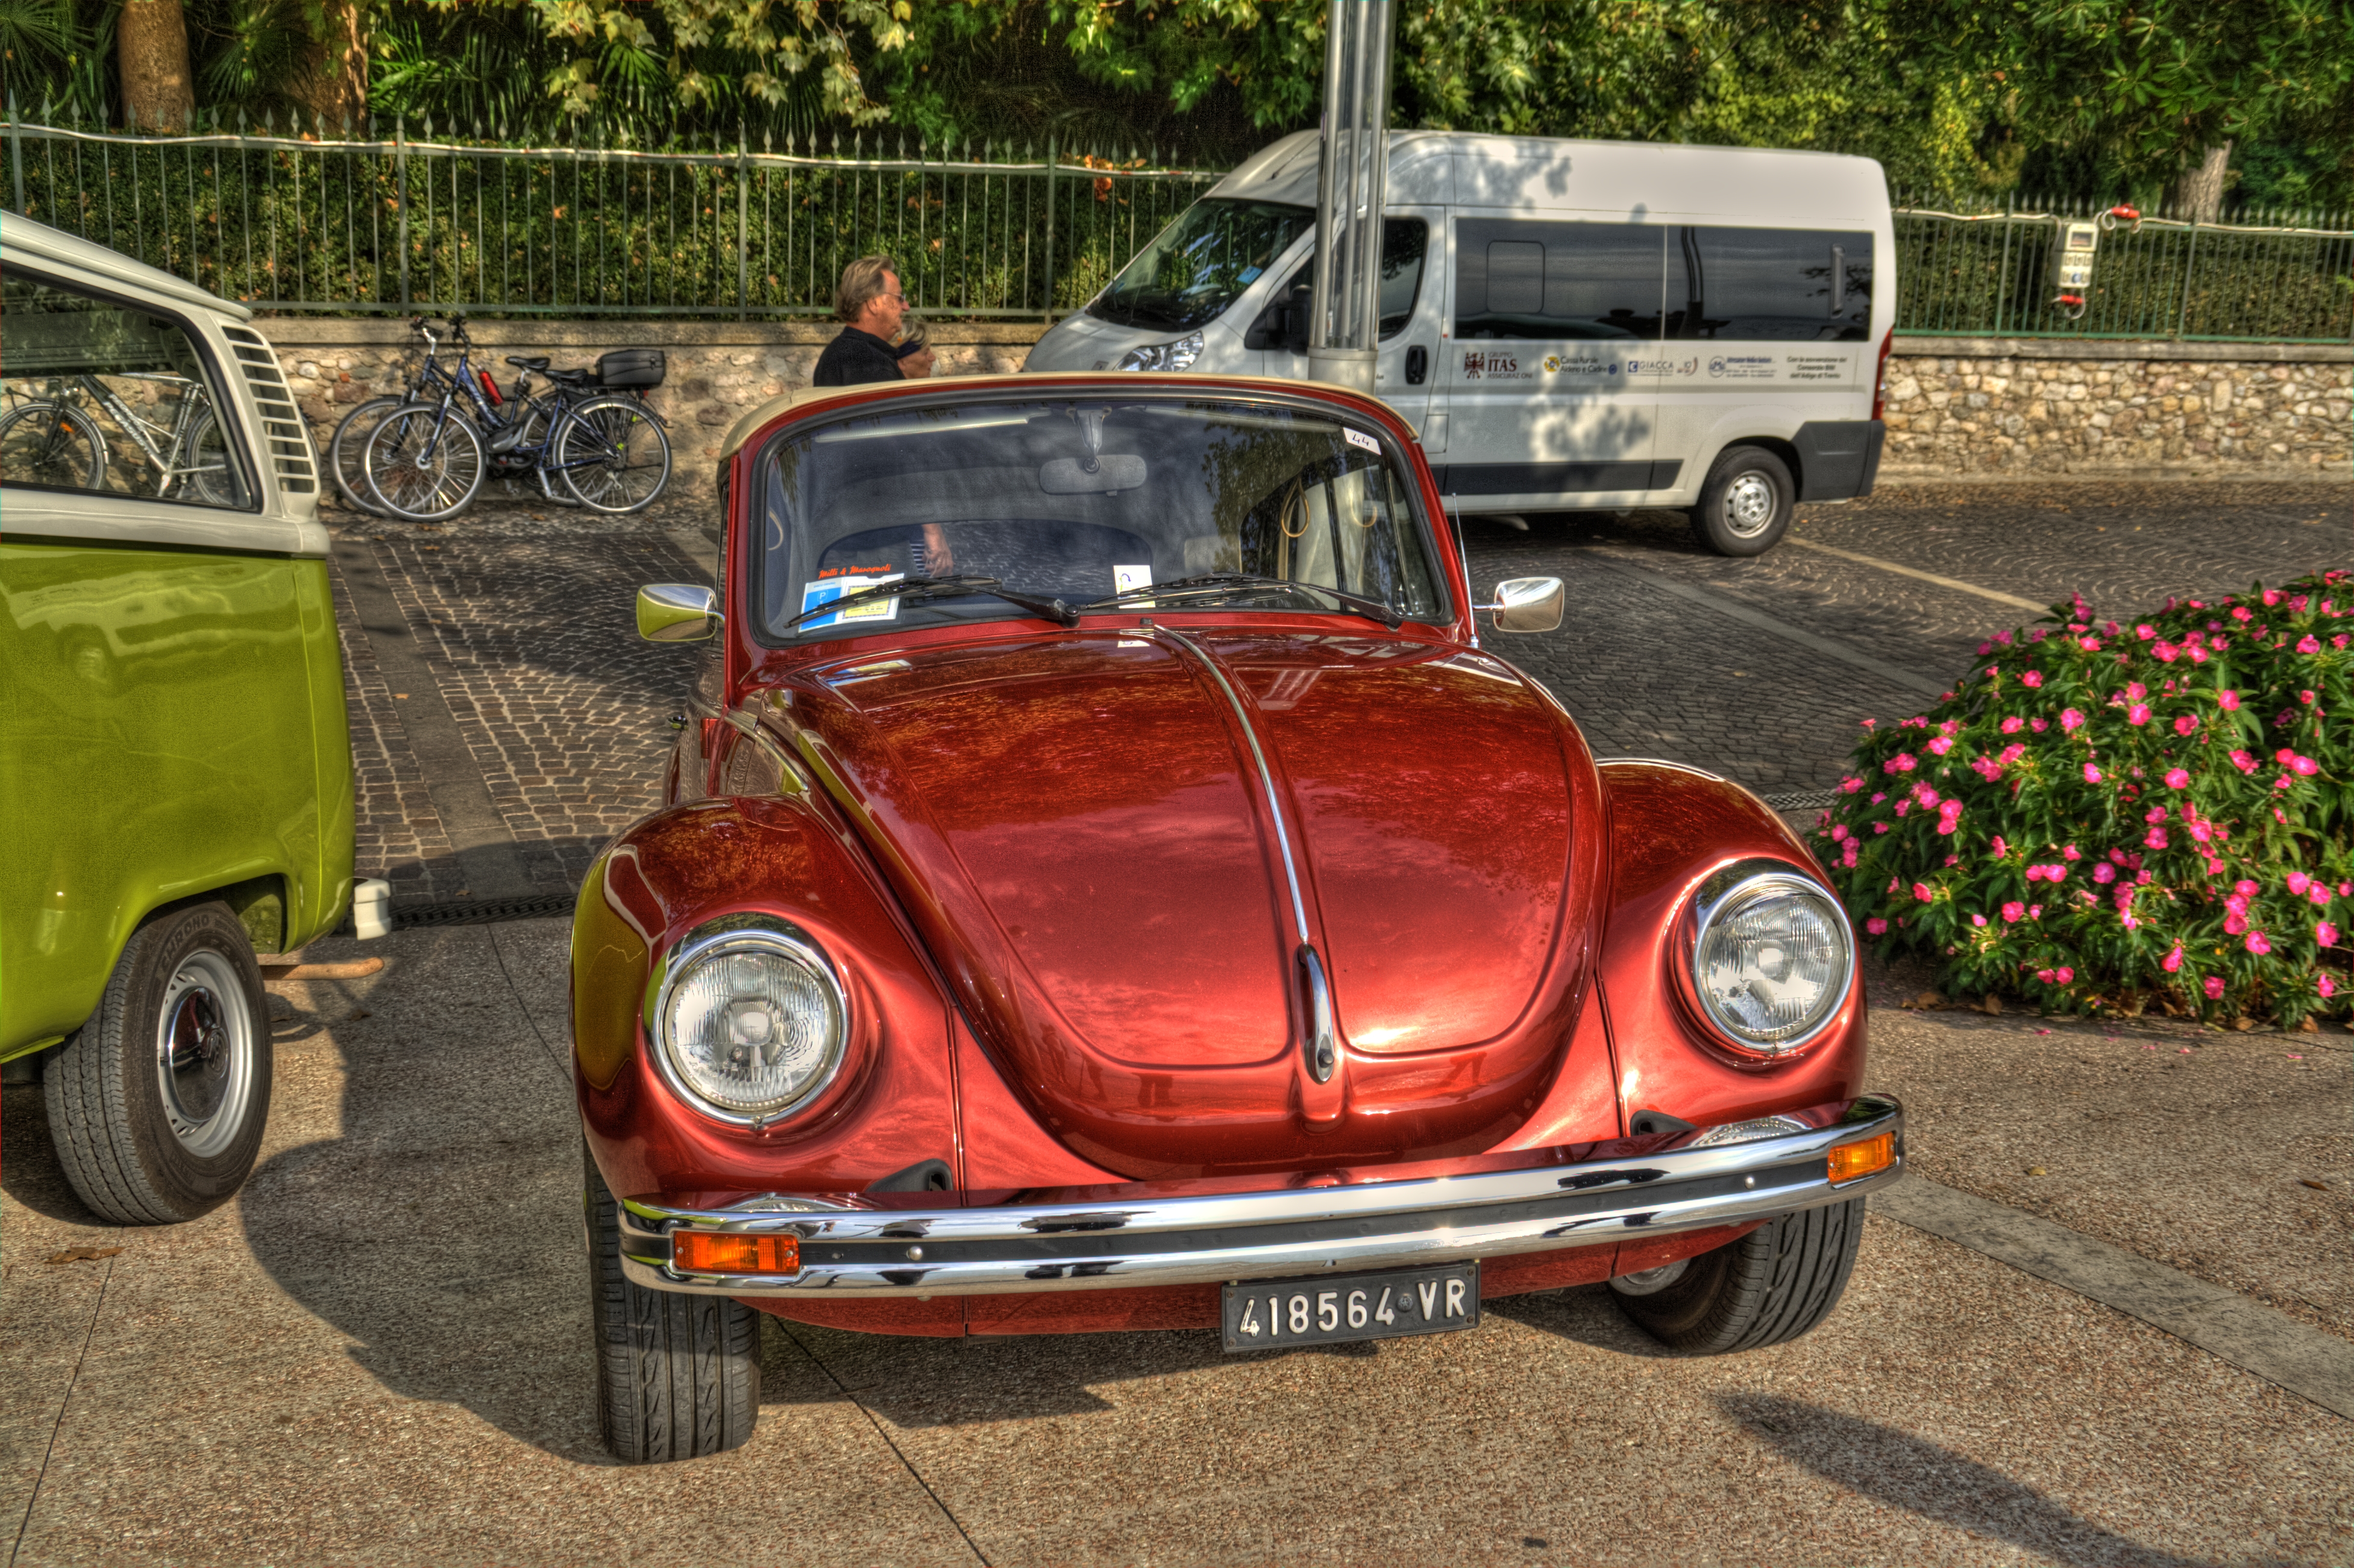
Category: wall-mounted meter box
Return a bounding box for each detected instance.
[2055,221,2099,290]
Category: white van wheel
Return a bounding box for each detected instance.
[1690,447,1794,557]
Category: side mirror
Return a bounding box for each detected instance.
[1478,576,1565,634]
[638,583,720,642]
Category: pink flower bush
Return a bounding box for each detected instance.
[1819,571,2352,1026]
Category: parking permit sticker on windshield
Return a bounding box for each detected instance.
[1113,565,1152,594]
[1343,428,1381,454]
[799,572,903,630]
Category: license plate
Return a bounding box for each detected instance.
[1220,1263,1480,1352]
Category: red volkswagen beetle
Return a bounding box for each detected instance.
[574,372,1903,1463]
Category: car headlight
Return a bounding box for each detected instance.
[650,918,847,1126]
[1116,332,1203,372]
[1680,861,1854,1055]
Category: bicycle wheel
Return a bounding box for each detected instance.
[0,400,108,490]
[553,395,671,514]
[362,401,487,521]
[328,396,406,516]
[180,407,242,507]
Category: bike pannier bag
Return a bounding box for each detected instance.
[596,348,666,389]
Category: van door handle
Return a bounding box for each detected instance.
[1405,345,1429,386]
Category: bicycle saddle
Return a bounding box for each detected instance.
[505,356,552,371]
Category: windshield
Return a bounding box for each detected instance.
[757,397,1449,639]
[1088,199,1314,331]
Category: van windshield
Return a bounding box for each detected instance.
[1088,199,1313,331]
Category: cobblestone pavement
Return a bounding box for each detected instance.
[335,480,2352,905]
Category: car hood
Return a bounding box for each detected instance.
[778,627,1605,1178]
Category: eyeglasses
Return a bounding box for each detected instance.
[878,290,907,304]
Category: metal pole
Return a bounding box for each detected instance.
[8,92,22,215]
[737,128,750,321]
[396,118,411,309]
[1308,0,1396,391]
[1041,135,1057,319]
[2176,215,2200,340]
[1993,192,2013,336]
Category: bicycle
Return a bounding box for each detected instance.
[356,317,671,521]
[0,369,238,505]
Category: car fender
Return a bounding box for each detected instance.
[1592,761,1867,1130]
[571,794,961,1203]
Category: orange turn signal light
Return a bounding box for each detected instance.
[1827,1132,1895,1184]
[673,1231,799,1276]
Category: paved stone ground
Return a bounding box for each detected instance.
[3,920,2347,1567]
[328,478,2349,906]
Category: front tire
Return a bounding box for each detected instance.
[555,396,671,514]
[1688,445,1795,557]
[0,400,108,491]
[43,902,272,1225]
[363,401,487,521]
[585,1141,761,1463]
[1609,1198,1864,1353]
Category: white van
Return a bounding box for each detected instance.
[1025,131,1895,556]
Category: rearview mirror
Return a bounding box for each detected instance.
[1479,576,1565,634]
[1040,454,1148,494]
[638,583,720,642]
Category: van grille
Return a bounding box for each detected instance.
[221,325,318,495]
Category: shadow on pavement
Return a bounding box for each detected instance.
[234,929,614,1465]
[1718,1392,2236,1568]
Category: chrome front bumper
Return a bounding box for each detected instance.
[618,1094,1904,1297]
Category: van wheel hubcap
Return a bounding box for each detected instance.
[155,952,254,1157]
[1724,472,1778,536]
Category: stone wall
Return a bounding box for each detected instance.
[262,319,1043,503]
[1878,337,2350,481]
[258,318,2351,505]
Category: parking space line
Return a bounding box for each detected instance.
[1872,1178,2354,1420]
[7,1255,112,1567]
[1787,536,2050,614]
[1566,546,1950,700]
[773,1323,992,1566]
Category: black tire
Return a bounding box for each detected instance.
[554,395,671,514]
[1688,444,1795,557]
[1609,1198,1864,1353]
[0,399,108,490]
[362,400,487,521]
[585,1141,761,1463]
[42,902,272,1225]
[180,406,241,507]
[328,395,406,516]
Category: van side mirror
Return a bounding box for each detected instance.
[1478,577,1565,634]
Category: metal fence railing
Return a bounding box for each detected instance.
[1892,194,2354,343]
[4,113,2349,343]
[0,113,1222,320]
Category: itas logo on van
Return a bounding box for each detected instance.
[1462,349,1531,380]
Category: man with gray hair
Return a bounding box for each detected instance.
[814,254,933,384]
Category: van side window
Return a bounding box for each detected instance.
[1670,228,1874,341]
[1452,220,1665,340]
[0,271,251,509]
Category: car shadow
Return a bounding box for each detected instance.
[1483,1282,1686,1358]
[1718,1392,2236,1568]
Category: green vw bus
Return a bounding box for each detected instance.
[2,215,386,1223]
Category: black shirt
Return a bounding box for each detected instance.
[812,327,905,387]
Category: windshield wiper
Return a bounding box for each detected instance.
[779,574,1080,633]
[1082,572,1407,630]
